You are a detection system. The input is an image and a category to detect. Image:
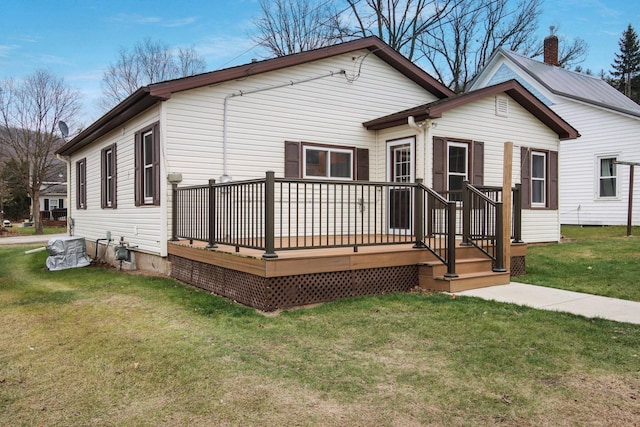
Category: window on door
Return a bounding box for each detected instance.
[448,142,468,201]
[387,138,415,231]
[598,157,617,198]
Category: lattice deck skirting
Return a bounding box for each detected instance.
[510,255,526,277]
[169,254,417,311]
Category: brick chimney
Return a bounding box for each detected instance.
[543,26,559,66]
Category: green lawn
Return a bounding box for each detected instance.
[1,246,639,426]
[518,225,640,302]
[5,226,67,236]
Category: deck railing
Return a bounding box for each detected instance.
[173,171,458,277]
[443,184,522,243]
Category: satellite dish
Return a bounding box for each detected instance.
[58,121,69,137]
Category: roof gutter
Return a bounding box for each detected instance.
[56,88,167,156]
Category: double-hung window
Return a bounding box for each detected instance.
[531,151,546,207]
[135,123,160,206]
[76,158,87,209]
[598,157,617,198]
[303,145,353,179]
[101,144,117,208]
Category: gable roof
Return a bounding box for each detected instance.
[57,37,455,156]
[363,79,580,140]
[477,48,640,118]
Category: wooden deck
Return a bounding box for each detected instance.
[167,238,526,311]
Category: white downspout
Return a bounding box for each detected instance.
[408,116,430,184]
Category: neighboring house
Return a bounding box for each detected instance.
[55,37,577,288]
[469,32,640,226]
[38,182,67,221]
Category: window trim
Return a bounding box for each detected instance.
[596,155,618,199]
[531,150,547,208]
[76,158,87,210]
[302,143,354,180]
[135,122,160,206]
[101,143,117,209]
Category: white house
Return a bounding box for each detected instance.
[56,37,577,276]
[468,33,640,226]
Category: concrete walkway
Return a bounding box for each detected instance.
[456,282,640,325]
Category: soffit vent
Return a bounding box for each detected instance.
[496,95,509,117]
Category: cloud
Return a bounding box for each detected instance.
[0,44,19,58]
[107,13,197,27]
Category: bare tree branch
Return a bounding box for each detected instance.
[100,38,207,111]
[251,0,354,57]
[0,70,80,234]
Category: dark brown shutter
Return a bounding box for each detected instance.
[101,147,106,209]
[432,137,446,193]
[472,140,484,185]
[134,131,141,206]
[112,144,117,209]
[152,123,160,206]
[284,141,300,178]
[549,150,558,210]
[520,147,531,209]
[356,148,369,181]
[44,199,49,211]
[76,162,81,210]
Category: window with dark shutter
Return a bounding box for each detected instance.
[520,147,558,209]
[76,158,87,210]
[101,143,117,209]
[134,122,160,206]
[285,141,367,180]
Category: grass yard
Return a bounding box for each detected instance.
[518,225,640,302]
[5,226,67,236]
[1,246,639,426]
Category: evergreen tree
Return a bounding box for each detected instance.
[610,24,640,101]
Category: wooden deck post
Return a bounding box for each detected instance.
[206,179,218,248]
[263,171,278,259]
[502,142,513,272]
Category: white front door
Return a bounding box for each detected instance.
[387,138,415,231]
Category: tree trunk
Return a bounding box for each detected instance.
[31,189,43,235]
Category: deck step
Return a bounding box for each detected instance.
[419,270,511,292]
[419,257,493,276]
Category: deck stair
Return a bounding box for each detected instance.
[418,245,511,292]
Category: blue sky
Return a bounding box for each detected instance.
[1,0,638,126]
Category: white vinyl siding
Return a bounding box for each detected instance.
[377,93,562,242]
[69,106,163,255]
[163,51,438,186]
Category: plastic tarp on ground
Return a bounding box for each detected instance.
[46,236,91,271]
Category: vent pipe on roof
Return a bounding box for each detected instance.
[544,26,559,66]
